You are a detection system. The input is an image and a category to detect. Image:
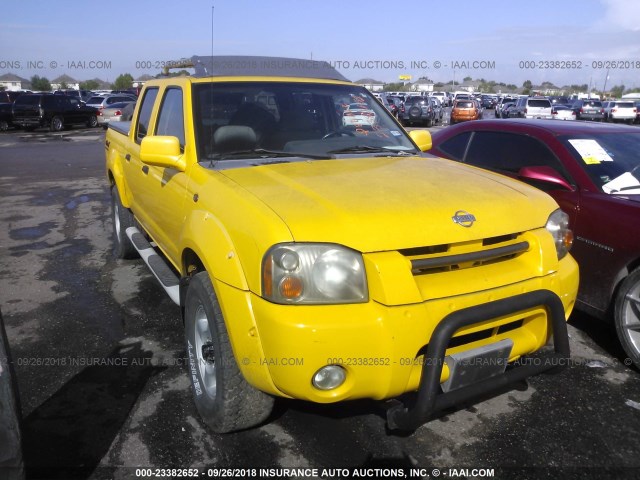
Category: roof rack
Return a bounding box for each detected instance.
[162,55,349,82]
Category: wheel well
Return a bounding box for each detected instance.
[180,249,206,320]
[183,249,205,278]
[608,258,640,316]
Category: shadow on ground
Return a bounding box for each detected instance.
[21,343,164,480]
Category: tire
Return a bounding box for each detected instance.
[614,269,640,369]
[111,185,138,259]
[184,272,274,433]
[50,116,64,132]
[408,106,421,122]
[425,117,433,127]
[0,120,8,132]
[87,115,98,128]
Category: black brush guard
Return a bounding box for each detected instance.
[386,289,570,431]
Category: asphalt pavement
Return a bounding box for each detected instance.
[1,123,639,480]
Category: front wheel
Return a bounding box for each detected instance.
[184,272,274,432]
[614,269,640,369]
[0,120,8,131]
[87,115,98,128]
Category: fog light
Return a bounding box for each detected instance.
[312,365,346,390]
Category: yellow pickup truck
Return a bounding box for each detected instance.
[105,56,578,433]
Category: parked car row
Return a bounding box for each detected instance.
[0,90,138,132]
[377,91,640,128]
[497,96,639,123]
[12,94,99,131]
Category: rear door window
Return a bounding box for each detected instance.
[437,132,471,161]
[528,99,551,108]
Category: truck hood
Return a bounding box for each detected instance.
[220,156,559,252]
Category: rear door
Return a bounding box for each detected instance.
[65,97,85,125]
[582,100,601,117]
[615,102,636,120]
[122,87,160,232]
[526,99,552,118]
[12,95,41,124]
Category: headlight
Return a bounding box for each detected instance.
[262,243,368,304]
[545,209,573,260]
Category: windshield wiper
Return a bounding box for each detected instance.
[208,148,330,161]
[327,145,413,155]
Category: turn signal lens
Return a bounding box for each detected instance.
[279,276,304,299]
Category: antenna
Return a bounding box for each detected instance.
[211,3,214,75]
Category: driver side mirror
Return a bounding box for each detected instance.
[140,136,185,171]
[518,166,575,191]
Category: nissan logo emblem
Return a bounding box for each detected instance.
[452,210,476,227]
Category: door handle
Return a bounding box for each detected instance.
[142,165,149,174]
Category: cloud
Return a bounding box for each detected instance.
[602,0,640,31]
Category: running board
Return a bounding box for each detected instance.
[125,227,180,306]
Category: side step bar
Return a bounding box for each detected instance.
[125,227,181,306]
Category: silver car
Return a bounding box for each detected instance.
[86,94,138,112]
[97,101,136,127]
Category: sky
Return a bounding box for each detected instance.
[1,0,640,91]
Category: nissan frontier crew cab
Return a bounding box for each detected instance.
[105,56,579,433]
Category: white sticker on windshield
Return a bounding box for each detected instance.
[568,139,614,164]
[390,130,402,136]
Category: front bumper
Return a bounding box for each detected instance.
[611,114,635,121]
[579,113,603,120]
[227,251,577,404]
[386,289,568,430]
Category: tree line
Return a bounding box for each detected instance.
[382,77,637,97]
[27,74,135,91]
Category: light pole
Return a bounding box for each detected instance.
[602,68,610,98]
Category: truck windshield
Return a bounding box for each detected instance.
[192,82,417,163]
